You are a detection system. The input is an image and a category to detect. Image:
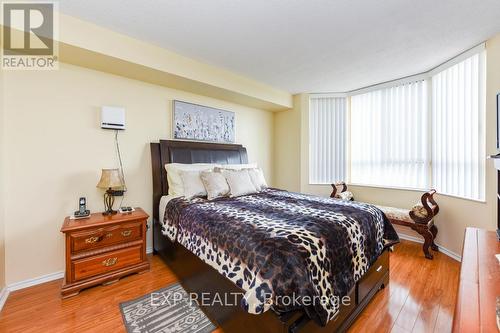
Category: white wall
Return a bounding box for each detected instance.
[2,63,275,285]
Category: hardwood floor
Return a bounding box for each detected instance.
[0,240,459,333]
[348,240,459,333]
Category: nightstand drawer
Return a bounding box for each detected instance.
[70,221,143,253]
[72,245,142,281]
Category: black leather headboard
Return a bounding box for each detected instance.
[166,145,247,165]
[150,140,248,222]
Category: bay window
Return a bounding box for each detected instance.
[309,46,486,201]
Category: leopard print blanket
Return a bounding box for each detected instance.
[162,189,399,326]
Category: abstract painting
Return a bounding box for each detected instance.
[173,100,235,143]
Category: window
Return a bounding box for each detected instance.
[309,96,347,184]
[431,52,486,200]
[350,80,429,189]
[309,47,486,201]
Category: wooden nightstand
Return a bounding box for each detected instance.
[60,208,150,298]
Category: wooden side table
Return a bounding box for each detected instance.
[60,208,150,298]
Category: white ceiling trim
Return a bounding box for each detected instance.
[311,42,486,97]
[309,93,349,99]
[428,43,485,76]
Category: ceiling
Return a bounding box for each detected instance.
[58,0,500,94]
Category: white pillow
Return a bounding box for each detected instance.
[248,168,268,191]
[180,170,207,199]
[222,169,258,197]
[165,163,217,196]
[217,163,258,171]
[200,171,230,200]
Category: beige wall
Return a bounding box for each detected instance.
[273,95,302,191]
[275,35,500,257]
[2,63,274,285]
[0,66,5,289]
[57,14,292,110]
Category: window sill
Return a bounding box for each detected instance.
[308,182,486,204]
[347,182,428,193]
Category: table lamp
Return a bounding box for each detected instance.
[96,169,124,215]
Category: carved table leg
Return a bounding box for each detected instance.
[421,230,434,260]
[411,224,434,260]
[430,225,439,252]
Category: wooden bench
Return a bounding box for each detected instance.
[330,183,440,259]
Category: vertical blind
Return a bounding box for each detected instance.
[431,52,485,200]
[350,80,429,189]
[309,97,347,184]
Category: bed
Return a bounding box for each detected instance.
[150,140,398,333]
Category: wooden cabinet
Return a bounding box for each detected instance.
[453,227,500,332]
[60,208,150,298]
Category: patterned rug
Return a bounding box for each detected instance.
[120,283,216,333]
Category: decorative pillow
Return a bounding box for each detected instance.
[247,168,268,191]
[411,203,429,219]
[222,169,258,197]
[337,191,354,201]
[165,163,216,196]
[180,170,207,199]
[200,171,230,200]
[216,163,258,171]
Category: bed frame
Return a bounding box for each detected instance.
[150,139,390,333]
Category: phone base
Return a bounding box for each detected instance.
[74,210,90,218]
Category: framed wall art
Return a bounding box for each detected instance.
[172,100,235,143]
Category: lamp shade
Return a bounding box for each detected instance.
[96,169,123,189]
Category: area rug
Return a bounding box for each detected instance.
[120,283,216,333]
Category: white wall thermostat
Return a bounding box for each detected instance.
[101,106,125,130]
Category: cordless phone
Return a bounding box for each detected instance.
[79,197,86,215]
[74,197,90,218]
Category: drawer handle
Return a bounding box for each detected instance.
[102,257,118,267]
[85,236,101,244]
[121,230,132,237]
[376,265,383,272]
[105,233,113,238]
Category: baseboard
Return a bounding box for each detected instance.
[397,233,425,244]
[7,271,64,292]
[397,233,462,262]
[146,246,153,254]
[0,287,10,312]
